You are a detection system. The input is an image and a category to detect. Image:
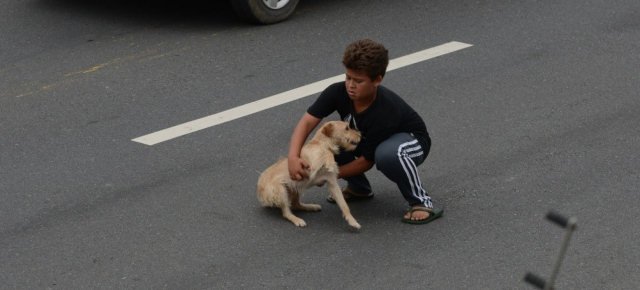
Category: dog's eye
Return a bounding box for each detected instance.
[345,126,349,131]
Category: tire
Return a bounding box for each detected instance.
[230,0,299,24]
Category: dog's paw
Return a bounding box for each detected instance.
[293,218,307,227]
[284,213,307,227]
[346,217,361,230]
[294,203,322,212]
[306,204,322,211]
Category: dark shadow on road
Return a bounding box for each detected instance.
[33,0,243,28]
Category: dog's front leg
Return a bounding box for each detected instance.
[327,178,361,230]
[281,205,307,227]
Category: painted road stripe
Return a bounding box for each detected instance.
[132,41,473,145]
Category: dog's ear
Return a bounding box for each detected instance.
[321,123,334,138]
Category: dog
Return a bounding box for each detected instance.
[257,121,362,229]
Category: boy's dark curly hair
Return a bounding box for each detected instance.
[342,39,389,80]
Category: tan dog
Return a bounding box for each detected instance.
[257,121,362,229]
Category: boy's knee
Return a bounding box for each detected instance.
[374,147,398,172]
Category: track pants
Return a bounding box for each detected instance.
[335,132,433,208]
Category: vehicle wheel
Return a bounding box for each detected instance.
[230,0,299,24]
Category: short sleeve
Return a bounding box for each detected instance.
[307,82,344,118]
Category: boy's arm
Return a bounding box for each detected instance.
[338,156,374,179]
[288,112,321,180]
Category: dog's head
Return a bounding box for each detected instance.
[320,121,361,151]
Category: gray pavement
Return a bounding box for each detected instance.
[1,0,639,288]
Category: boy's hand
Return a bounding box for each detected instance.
[288,157,310,180]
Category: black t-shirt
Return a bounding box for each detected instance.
[307,82,430,161]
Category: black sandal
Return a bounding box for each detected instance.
[401,206,444,224]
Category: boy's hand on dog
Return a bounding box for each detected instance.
[288,157,310,180]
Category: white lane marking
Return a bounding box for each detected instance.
[132,41,473,145]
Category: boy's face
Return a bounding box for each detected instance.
[345,68,382,102]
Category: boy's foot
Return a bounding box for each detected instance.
[401,206,444,224]
[326,187,374,203]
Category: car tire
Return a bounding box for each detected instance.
[230,0,299,24]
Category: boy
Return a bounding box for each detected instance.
[287,39,443,224]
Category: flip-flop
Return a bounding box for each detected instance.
[401,206,444,224]
[326,188,374,203]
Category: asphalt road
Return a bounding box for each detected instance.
[1,0,639,288]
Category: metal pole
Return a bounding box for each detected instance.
[545,216,577,290]
[524,211,578,290]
